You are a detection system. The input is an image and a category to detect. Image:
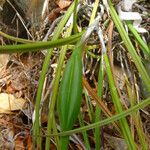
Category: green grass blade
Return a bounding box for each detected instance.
[45,25,73,149]
[84,89,95,122]
[78,110,91,149]
[126,21,150,57]
[89,0,99,25]
[104,53,136,149]
[73,0,78,33]
[0,31,33,43]
[33,2,77,149]
[97,24,135,149]
[126,81,148,149]
[53,97,150,137]
[107,0,150,92]
[0,32,83,53]
[95,59,104,150]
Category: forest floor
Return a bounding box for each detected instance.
[0,0,150,149]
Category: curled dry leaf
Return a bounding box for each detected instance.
[0,93,26,113]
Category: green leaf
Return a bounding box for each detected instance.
[58,48,82,130]
[57,46,83,149]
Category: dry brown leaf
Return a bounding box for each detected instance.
[15,136,25,150]
[0,93,26,113]
[0,54,9,70]
[56,0,71,9]
[48,8,61,22]
[27,134,33,150]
